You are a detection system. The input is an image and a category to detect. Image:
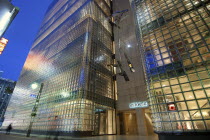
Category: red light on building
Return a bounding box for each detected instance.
[0,37,8,54]
[168,103,176,111]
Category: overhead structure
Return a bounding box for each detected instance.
[110,8,135,81]
[0,0,19,38]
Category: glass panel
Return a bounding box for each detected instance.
[170,78,179,85]
[187,101,198,110]
[184,121,193,131]
[191,81,202,90]
[203,79,210,88]
[193,121,206,130]
[171,85,182,93]
[179,76,189,83]
[201,109,210,119]
[198,99,209,108]
[163,122,172,131]
[177,102,187,110]
[205,119,210,130]
[163,87,172,94]
[194,90,206,99]
[179,111,190,120]
[174,93,184,101]
[184,92,195,100]
[190,110,202,119]
[165,95,174,102]
[181,83,192,91]
[205,89,210,97]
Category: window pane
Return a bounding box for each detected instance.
[193,121,206,130]
[187,101,198,110]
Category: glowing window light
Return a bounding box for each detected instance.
[0,37,8,44]
[61,91,69,98]
[0,37,8,54]
[0,12,12,31]
[31,83,38,89]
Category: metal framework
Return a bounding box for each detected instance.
[131,0,210,133]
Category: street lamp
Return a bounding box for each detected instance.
[26,83,44,137]
[31,83,38,90]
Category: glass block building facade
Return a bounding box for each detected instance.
[2,0,116,136]
[0,77,15,126]
[131,0,210,138]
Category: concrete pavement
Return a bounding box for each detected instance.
[0,133,158,140]
[0,134,37,140]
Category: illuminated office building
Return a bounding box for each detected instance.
[0,77,15,126]
[3,0,116,136]
[0,0,19,38]
[131,0,210,139]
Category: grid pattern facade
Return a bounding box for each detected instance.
[2,0,116,135]
[0,78,15,125]
[131,0,210,133]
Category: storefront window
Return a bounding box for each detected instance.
[132,0,210,133]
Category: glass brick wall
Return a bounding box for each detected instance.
[2,0,116,135]
[131,0,210,133]
[0,78,15,125]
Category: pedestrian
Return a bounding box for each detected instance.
[6,123,12,135]
[53,116,59,140]
[46,116,59,140]
[46,117,52,139]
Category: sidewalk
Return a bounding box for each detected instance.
[0,131,158,140]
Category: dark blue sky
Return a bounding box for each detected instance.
[0,0,52,81]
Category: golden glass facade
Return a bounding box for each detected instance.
[131,0,210,133]
[2,0,116,136]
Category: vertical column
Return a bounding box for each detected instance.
[136,108,148,136]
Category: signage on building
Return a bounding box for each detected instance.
[0,37,8,54]
[129,101,149,109]
[30,94,37,98]
[168,103,176,111]
[0,0,19,38]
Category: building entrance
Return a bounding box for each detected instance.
[93,110,106,135]
[93,109,116,135]
[119,110,138,135]
[118,109,156,136]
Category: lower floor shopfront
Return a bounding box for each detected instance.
[116,108,156,136]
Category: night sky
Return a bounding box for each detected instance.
[0,0,52,81]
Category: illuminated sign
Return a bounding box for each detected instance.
[129,101,149,109]
[0,0,19,38]
[0,37,8,54]
[168,103,176,111]
[30,94,37,98]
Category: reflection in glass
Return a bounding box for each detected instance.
[131,0,210,132]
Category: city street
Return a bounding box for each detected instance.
[0,133,158,140]
[2,0,210,139]
[0,134,37,140]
